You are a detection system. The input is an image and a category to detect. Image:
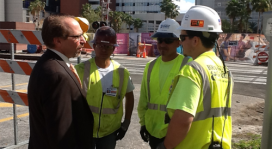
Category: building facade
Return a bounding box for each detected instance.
[115,0,184,32]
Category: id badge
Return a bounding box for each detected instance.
[106,87,117,97]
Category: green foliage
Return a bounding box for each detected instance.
[251,0,272,33]
[109,11,124,33]
[122,13,134,30]
[133,18,143,33]
[226,0,271,33]
[28,0,45,30]
[226,0,243,32]
[160,0,180,19]
[222,19,231,33]
[232,134,261,149]
[81,4,101,33]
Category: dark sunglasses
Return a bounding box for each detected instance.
[157,38,178,44]
[180,35,190,42]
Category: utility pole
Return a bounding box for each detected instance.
[102,0,110,25]
[261,11,272,149]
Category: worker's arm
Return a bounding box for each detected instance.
[124,91,134,121]
[163,110,194,149]
[137,65,149,126]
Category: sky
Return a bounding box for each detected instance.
[173,0,195,13]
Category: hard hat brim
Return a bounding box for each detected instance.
[91,40,119,47]
[151,32,179,38]
[177,26,223,32]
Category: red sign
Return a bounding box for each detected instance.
[258,52,269,62]
[190,20,204,27]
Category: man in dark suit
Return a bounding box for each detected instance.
[28,15,94,149]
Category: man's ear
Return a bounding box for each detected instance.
[53,37,62,48]
[192,36,200,47]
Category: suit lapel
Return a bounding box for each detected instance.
[45,50,85,96]
[56,60,85,95]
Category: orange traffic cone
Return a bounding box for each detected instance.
[127,50,130,56]
[136,53,140,58]
[143,42,147,58]
[142,51,146,58]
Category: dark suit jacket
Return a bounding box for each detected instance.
[28,50,94,149]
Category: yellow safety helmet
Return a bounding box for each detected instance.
[75,17,91,41]
[74,17,90,33]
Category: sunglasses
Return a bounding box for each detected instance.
[157,38,178,44]
[180,35,190,42]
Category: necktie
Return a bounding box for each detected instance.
[69,64,82,88]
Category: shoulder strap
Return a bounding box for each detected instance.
[118,65,125,99]
[179,56,190,71]
[147,59,157,102]
[83,60,91,97]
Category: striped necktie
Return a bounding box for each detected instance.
[69,64,82,88]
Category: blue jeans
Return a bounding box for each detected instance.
[92,132,117,149]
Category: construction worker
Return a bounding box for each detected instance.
[75,26,134,149]
[156,6,234,149]
[137,18,191,149]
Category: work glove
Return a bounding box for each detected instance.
[116,120,130,140]
[156,142,166,149]
[140,125,149,142]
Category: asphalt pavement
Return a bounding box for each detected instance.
[0,54,268,148]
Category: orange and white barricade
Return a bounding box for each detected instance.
[0,59,36,106]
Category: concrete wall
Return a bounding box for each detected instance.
[5,0,23,22]
[0,0,4,21]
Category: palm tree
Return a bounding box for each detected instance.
[109,11,124,32]
[28,0,45,30]
[133,18,143,33]
[160,0,180,19]
[222,19,231,33]
[226,0,242,32]
[244,0,252,32]
[122,13,134,31]
[251,0,272,33]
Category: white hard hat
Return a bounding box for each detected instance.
[151,18,180,38]
[74,17,90,33]
[178,5,223,33]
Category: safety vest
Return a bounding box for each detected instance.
[167,52,233,149]
[140,55,190,138]
[75,59,129,138]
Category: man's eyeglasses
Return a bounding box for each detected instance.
[68,34,83,41]
[180,35,190,42]
[157,38,178,44]
[95,44,114,50]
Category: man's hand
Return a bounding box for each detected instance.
[140,125,149,142]
[116,120,130,140]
